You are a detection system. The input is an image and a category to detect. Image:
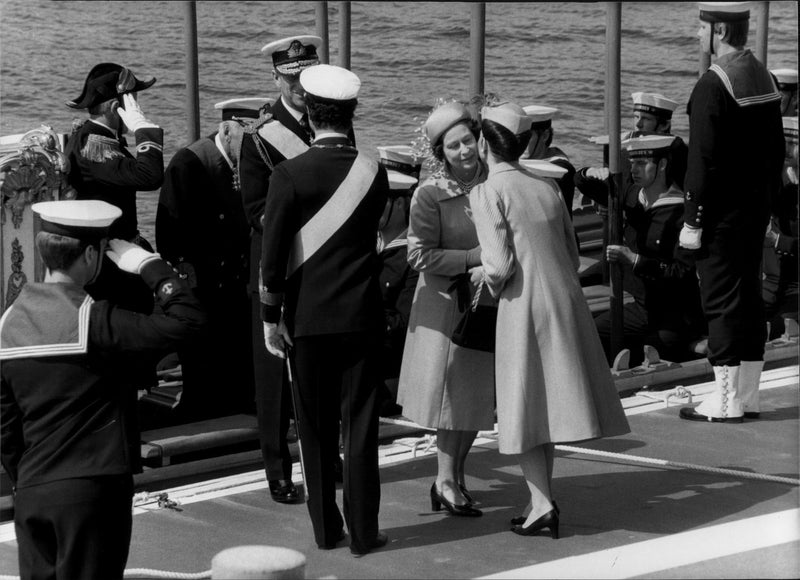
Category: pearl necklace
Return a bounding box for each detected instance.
[451,165,482,194]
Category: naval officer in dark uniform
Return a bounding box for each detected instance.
[238,35,323,503]
[260,64,389,556]
[156,97,272,422]
[0,200,205,580]
[678,2,784,423]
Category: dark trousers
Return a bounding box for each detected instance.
[697,222,768,365]
[14,475,133,580]
[291,331,381,552]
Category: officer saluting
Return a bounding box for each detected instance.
[238,35,323,504]
[0,200,205,580]
[260,64,389,557]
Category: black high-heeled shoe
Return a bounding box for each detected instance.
[511,509,559,539]
[459,483,474,504]
[430,483,482,517]
[511,500,559,525]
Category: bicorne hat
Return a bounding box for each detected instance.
[66,63,156,110]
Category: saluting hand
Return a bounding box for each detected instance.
[263,320,294,359]
[117,93,159,133]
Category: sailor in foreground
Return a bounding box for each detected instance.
[156,97,272,422]
[0,200,205,580]
[678,1,785,423]
[238,35,323,504]
[260,64,389,556]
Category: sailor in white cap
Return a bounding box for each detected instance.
[594,134,706,367]
[260,64,390,556]
[470,101,630,538]
[236,34,326,505]
[771,68,798,116]
[521,105,577,217]
[1,200,204,580]
[677,1,784,424]
[155,97,275,424]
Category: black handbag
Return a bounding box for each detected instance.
[451,277,497,353]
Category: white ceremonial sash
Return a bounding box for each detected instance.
[286,152,378,277]
[257,122,309,160]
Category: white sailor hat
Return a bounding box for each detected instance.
[387,170,419,192]
[631,92,679,119]
[784,117,799,144]
[481,102,533,135]
[772,68,799,89]
[523,105,558,129]
[299,64,360,101]
[622,134,677,159]
[214,97,274,121]
[32,200,121,239]
[261,35,322,76]
[424,102,473,147]
[377,145,421,177]
[519,159,568,179]
[698,2,752,22]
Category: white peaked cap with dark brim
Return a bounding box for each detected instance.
[783,116,798,143]
[698,2,752,22]
[519,159,568,178]
[299,64,360,100]
[214,97,275,120]
[261,35,322,75]
[523,105,559,127]
[481,102,533,135]
[621,134,677,159]
[387,170,419,190]
[631,92,679,118]
[32,200,122,239]
[772,68,799,88]
[377,145,421,176]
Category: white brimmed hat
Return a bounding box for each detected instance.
[481,102,533,135]
[387,171,419,191]
[299,64,360,101]
[523,105,558,129]
[261,35,321,76]
[698,2,752,22]
[783,116,798,143]
[214,97,274,120]
[32,200,121,239]
[424,102,473,147]
[377,145,421,177]
[772,68,798,89]
[519,159,568,178]
[622,134,677,159]
[632,92,679,119]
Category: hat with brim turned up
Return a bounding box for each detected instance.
[66,63,156,110]
[32,200,121,240]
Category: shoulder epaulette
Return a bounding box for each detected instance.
[80,133,125,163]
[243,111,274,135]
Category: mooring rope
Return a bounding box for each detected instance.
[123,569,211,579]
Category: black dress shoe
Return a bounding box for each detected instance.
[511,509,559,539]
[430,482,482,517]
[268,479,301,504]
[744,411,760,419]
[459,483,474,504]
[679,407,743,423]
[319,528,346,550]
[350,531,388,557]
[512,500,559,525]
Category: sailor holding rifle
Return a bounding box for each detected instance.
[260,64,389,557]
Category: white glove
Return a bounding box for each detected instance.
[263,320,293,359]
[117,93,159,133]
[586,167,610,181]
[679,224,702,250]
[106,238,161,274]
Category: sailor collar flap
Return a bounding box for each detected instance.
[710,50,781,107]
[638,185,685,211]
[0,284,93,360]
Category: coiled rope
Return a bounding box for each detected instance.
[123,569,210,579]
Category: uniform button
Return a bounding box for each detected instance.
[219,214,225,220]
[656,240,660,244]
[698,205,703,210]
[221,261,225,266]
[385,282,390,286]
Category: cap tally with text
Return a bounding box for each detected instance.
[261,35,321,76]
[32,200,122,240]
[377,145,421,177]
[622,134,677,160]
[784,117,798,144]
[66,63,156,110]
[632,92,679,119]
[299,64,360,101]
[523,105,558,129]
[772,68,799,89]
[481,102,533,135]
[424,102,472,147]
[214,97,274,120]
[698,2,751,23]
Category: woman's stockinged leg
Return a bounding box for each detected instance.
[436,429,469,506]
[517,445,555,525]
[455,430,478,500]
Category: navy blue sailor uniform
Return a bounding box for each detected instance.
[238,97,314,485]
[260,134,388,553]
[0,261,204,580]
[66,120,164,314]
[683,49,785,365]
[156,133,254,421]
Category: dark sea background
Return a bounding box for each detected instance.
[1,1,797,243]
